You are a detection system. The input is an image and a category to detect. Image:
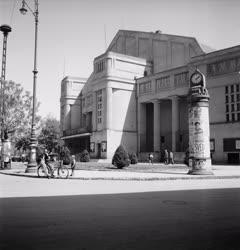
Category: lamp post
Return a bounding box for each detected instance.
[0,24,12,169]
[19,0,39,172]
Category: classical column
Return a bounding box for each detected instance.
[138,103,146,152]
[171,96,179,152]
[105,87,112,130]
[137,102,141,154]
[153,100,160,151]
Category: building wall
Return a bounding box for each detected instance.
[210,123,240,163]
[107,130,137,159]
[208,86,225,123]
[60,77,86,135]
[82,52,149,159]
[112,88,136,131]
[108,30,204,74]
[60,30,240,164]
[90,130,107,158]
[191,49,240,163]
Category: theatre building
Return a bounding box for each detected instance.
[60,30,240,164]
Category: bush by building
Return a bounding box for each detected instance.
[60,146,71,165]
[80,149,90,162]
[75,153,82,162]
[129,152,138,164]
[112,145,130,169]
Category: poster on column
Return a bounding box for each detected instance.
[189,106,210,158]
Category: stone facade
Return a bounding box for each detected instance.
[61,51,151,159]
[60,30,240,164]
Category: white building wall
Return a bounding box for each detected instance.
[60,77,85,135]
[107,130,137,159]
[112,89,136,131]
[70,104,81,129]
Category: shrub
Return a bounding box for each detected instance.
[80,149,90,162]
[129,152,138,164]
[59,146,71,165]
[112,145,130,169]
[75,153,82,162]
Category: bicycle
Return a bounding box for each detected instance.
[37,159,69,179]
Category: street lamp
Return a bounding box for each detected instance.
[19,0,39,173]
[0,24,12,169]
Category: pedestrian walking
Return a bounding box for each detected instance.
[164,149,169,165]
[169,151,174,165]
[70,155,76,176]
[148,153,154,164]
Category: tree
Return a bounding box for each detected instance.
[15,136,31,151]
[37,116,61,153]
[112,145,130,169]
[1,80,41,141]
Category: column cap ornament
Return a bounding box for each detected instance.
[189,69,209,103]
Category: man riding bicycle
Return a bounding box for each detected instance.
[43,149,54,178]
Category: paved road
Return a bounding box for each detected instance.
[1,174,240,249]
[1,188,240,250]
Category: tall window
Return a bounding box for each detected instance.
[95,60,105,73]
[225,83,240,122]
[97,90,103,124]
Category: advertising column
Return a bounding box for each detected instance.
[188,69,213,175]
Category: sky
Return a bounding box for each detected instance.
[0,0,240,120]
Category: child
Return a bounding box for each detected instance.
[148,153,154,164]
[169,151,174,165]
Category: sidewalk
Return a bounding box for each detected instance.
[0,162,240,181]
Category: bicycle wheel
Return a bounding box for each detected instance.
[37,165,49,177]
[58,166,69,179]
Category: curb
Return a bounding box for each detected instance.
[1,171,240,181]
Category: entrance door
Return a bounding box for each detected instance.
[97,143,101,158]
[228,153,240,164]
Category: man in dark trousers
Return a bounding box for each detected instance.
[164,149,169,165]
